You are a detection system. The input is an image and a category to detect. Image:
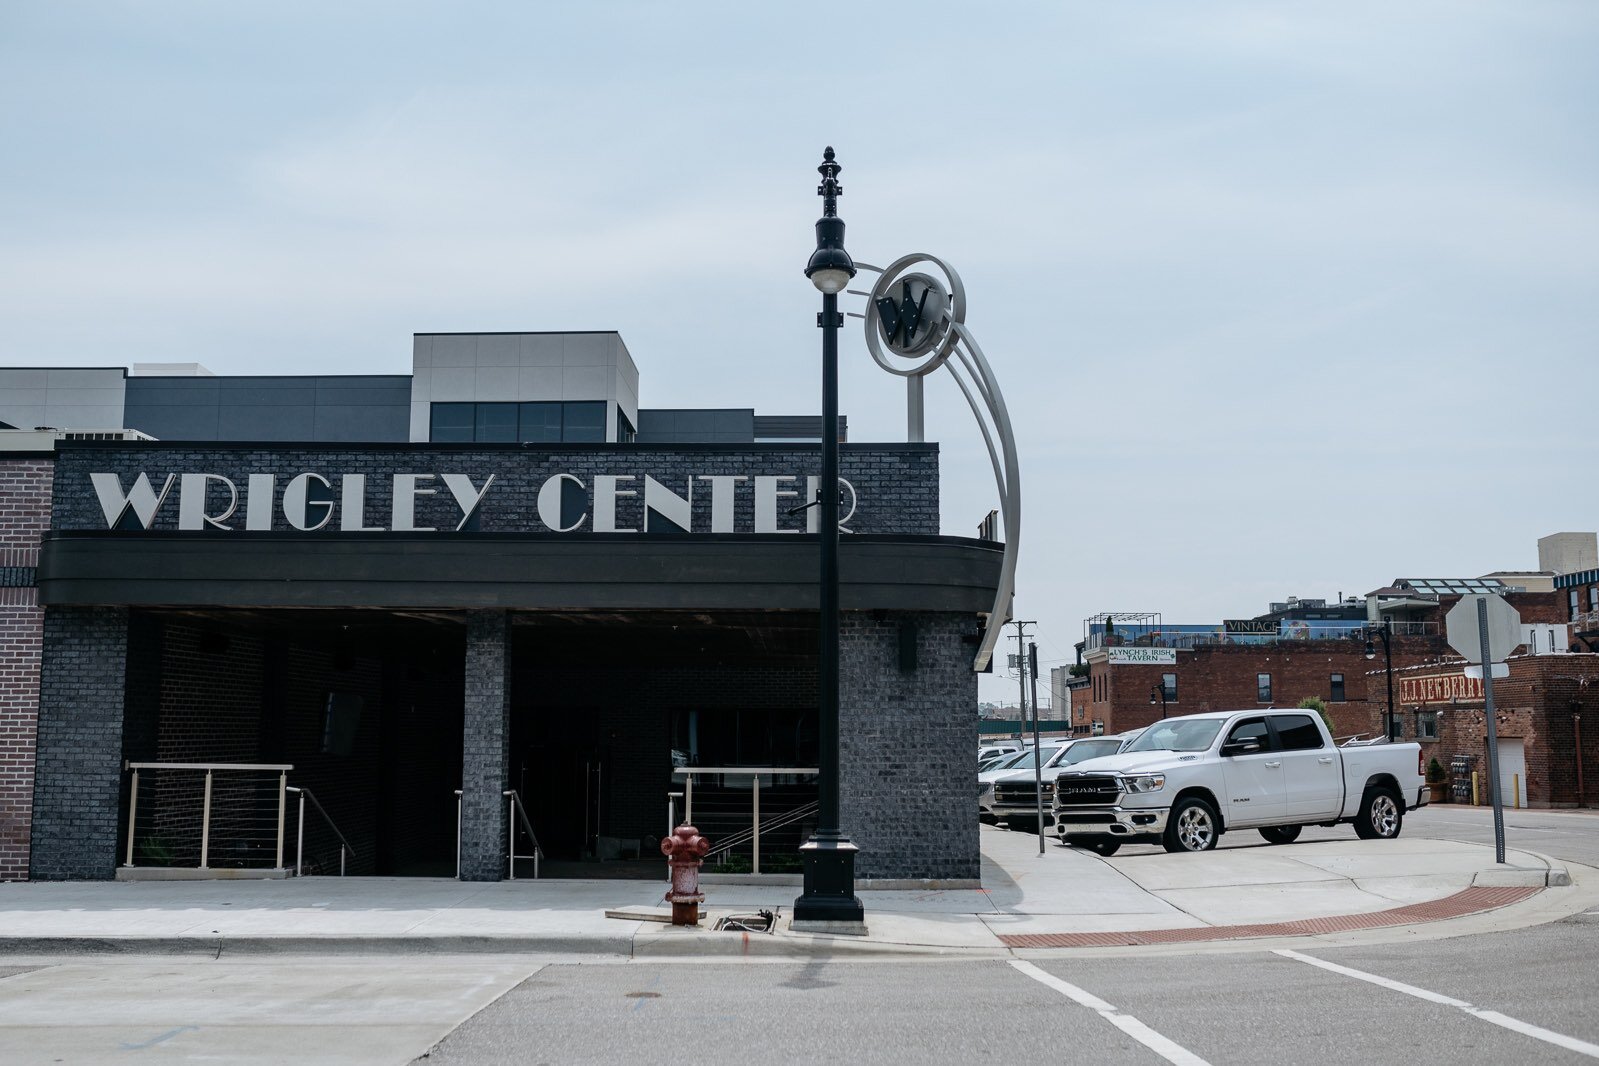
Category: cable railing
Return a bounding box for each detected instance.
[122,762,292,874]
[671,767,819,875]
[285,785,353,877]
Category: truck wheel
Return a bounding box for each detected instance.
[1090,840,1122,857]
[1163,796,1220,853]
[1259,825,1302,845]
[1354,788,1404,840]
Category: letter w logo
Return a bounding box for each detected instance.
[875,280,930,348]
[91,472,176,530]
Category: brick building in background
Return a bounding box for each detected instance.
[0,448,53,880]
[1069,585,1570,740]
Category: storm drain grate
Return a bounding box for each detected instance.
[999,885,1541,949]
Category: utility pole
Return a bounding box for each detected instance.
[1009,621,1036,749]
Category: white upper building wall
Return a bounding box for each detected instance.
[407,331,640,442]
[1538,532,1598,577]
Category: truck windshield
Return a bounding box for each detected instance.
[1124,719,1225,753]
[1059,740,1120,765]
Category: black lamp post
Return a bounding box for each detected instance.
[1365,618,1396,741]
[794,147,865,927]
[1149,684,1168,719]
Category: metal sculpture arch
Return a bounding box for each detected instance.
[852,253,1018,671]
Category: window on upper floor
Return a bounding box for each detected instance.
[1257,673,1273,702]
[1161,673,1177,702]
[429,401,610,443]
[1330,673,1345,702]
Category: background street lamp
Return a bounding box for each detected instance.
[1149,684,1168,719]
[1365,619,1397,741]
[794,147,865,928]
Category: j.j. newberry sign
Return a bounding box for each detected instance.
[89,470,859,534]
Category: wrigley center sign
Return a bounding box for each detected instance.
[90,469,862,535]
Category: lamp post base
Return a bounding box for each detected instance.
[792,836,866,932]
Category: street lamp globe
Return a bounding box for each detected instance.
[1364,641,1377,661]
[805,147,856,294]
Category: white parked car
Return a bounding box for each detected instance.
[988,732,1143,830]
[979,744,1066,821]
[1052,710,1427,857]
[979,742,1022,764]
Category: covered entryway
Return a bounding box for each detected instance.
[508,611,819,877]
[1497,737,1526,808]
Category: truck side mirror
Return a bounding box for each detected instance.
[1221,739,1262,757]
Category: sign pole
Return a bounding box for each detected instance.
[1476,597,1507,864]
[1029,641,1044,855]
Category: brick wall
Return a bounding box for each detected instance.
[839,612,980,882]
[460,611,510,881]
[1385,653,1599,808]
[49,443,940,537]
[1080,636,1447,739]
[0,457,52,880]
[31,606,128,880]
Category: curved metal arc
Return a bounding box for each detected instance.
[952,322,1021,672]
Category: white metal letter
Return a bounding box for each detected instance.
[245,475,275,530]
[391,474,437,532]
[594,475,637,533]
[340,474,385,532]
[282,473,334,531]
[536,473,587,532]
[441,473,496,531]
[755,476,798,533]
[178,473,238,531]
[643,476,692,532]
[695,475,746,533]
[90,472,175,529]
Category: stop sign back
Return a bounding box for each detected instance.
[1445,594,1523,663]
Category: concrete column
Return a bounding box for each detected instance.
[459,610,511,881]
[31,607,129,880]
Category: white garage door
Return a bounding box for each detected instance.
[1496,738,1526,809]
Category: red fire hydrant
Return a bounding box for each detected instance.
[660,824,711,926]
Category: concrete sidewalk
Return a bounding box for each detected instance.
[0,826,1580,957]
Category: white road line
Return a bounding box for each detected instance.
[1276,950,1599,1059]
[1009,960,1212,1066]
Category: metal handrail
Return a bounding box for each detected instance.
[285,786,352,876]
[705,801,819,862]
[505,789,541,880]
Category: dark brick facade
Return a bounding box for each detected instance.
[460,611,511,881]
[840,612,980,882]
[49,443,939,538]
[31,606,127,880]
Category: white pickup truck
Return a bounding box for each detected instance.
[1051,709,1427,857]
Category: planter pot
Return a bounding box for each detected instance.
[1428,781,1450,803]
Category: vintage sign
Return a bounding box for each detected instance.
[1398,672,1485,705]
[88,470,859,535]
[1223,619,1277,635]
[1106,647,1178,666]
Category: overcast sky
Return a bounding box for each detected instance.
[2,2,1595,700]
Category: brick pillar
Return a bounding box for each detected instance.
[31,607,129,881]
[1,456,53,882]
[839,611,979,882]
[459,610,510,881]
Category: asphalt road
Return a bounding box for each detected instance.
[415,919,1599,1066]
[4,916,1597,1065]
